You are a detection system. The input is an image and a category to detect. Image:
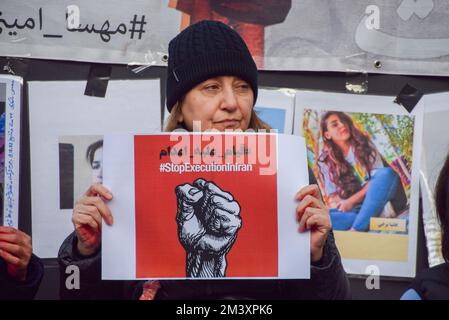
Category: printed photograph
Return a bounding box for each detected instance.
[58,135,103,209]
[303,109,414,235]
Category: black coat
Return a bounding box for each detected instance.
[58,230,351,300]
[407,262,449,300]
[0,254,44,300]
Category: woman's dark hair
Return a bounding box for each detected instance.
[86,140,103,167]
[319,111,378,199]
[435,154,449,262]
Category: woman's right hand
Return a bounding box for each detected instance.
[328,193,341,208]
[335,198,356,212]
[72,184,114,256]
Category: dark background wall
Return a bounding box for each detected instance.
[2,57,447,300]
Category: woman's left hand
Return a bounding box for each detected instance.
[0,226,33,281]
[336,199,355,212]
[296,185,332,262]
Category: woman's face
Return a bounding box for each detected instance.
[324,114,351,143]
[91,147,103,184]
[178,76,254,131]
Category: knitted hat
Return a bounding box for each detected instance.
[166,20,258,113]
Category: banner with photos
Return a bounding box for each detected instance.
[1,0,449,75]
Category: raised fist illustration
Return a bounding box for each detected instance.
[175,178,242,278]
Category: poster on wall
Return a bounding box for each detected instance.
[2,1,449,76]
[0,0,182,66]
[415,92,449,267]
[29,79,161,258]
[0,75,22,229]
[263,0,449,75]
[294,91,423,278]
[102,132,310,280]
[254,88,295,134]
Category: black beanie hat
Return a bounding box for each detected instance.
[166,20,258,113]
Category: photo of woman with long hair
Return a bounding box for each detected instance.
[85,139,103,185]
[313,111,408,232]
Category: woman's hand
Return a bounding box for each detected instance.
[72,184,114,256]
[295,184,332,262]
[336,183,368,212]
[0,227,32,281]
[328,193,342,208]
[335,198,355,212]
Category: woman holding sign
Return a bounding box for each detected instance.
[58,20,349,300]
